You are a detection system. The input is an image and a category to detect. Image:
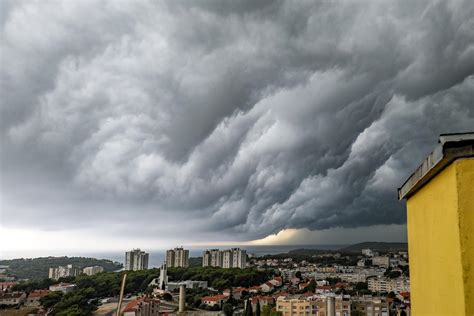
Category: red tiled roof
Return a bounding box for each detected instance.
[202,294,227,302]
[0,282,17,286]
[29,290,50,298]
[123,299,140,312]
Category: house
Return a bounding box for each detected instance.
[0,292,26,306]
[248,286,261,294]
[49,283,77,294]
[223,287,247,300]
[26,290,50,307]
[249,296,275,312]
[290,277,300,285]
[0,282,17,291]
[260,282,274,293]
[123,297,160,316]
[298,282,310,290]
[268,276,283,287]
[201,294,228,307]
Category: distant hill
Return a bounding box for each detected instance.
[0,257,123,280]
[287,248,335,256]
[189,257,202,267]
[339,242,408,253]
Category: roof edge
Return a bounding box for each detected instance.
[398,133,474,200]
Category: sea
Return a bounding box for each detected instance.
[1,245,345,267]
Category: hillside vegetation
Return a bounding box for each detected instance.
[0,257,122,280]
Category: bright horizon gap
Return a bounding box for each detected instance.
[0,225,407,259]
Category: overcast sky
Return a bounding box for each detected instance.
[1,0,474,256]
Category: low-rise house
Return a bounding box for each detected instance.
[0,292,26,306]
[26,290,50,307]
[49,283,77,294]
[0,281,17,291]
[223,287,247,300]
[260,282,274,293]
[122,297,160,316]
[268,276,283,287]
[250,296,275,311]
[290,277,300,285]
[201,294,228,307]
[248,285,260,294]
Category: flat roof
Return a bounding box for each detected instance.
[398,132,474,200]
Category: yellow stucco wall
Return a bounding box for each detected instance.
[406,158,474,316]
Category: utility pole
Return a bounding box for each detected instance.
[116,273,127,316]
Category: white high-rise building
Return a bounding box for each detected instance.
[48,264,78,280]
[125,249,149,271]
[202,248,247,268]
[166,247,189,268]
[82,266,104,276]
[202,249,223,267]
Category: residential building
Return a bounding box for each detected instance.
[351,296,389,316]
[202,248,247,268]
[201,294,228,307]
[125,249,149,271]
[372,256,390,268]
[83,266,104,276]
[260,282,274,293]
[122,297,160,316]
[0,292,26,306]
[398,133,474,315]
[0,281,17,291]
[276,296,319,316]
[48,264,79,280]
[367,277,410,293]
[49,283,77,294]
[250,296,275,312]
[166,280,207,291]
[202,249,222,267]
[362,249,374,257]
[26,290,50,307]
[166,247,189,268]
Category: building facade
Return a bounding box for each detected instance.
[399,133,474,316]
[202,248,246,268]
[166,247,189,268]
[82,266,104,276]
[48,264,79,280]
[125,249,149,271]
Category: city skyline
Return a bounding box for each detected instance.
[1,1,474,256]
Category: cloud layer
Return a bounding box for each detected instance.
[1,0,474,243]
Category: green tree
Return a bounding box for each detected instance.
[40,291,63,309]
[255,299,261,316]
[245,299,253,316]
[223,303,234,316]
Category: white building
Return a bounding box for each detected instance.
[362,249,374,257]
[166,247,189,268]
[202,249,223,267]
[367,277,410,293]
[125,249,149,271]
[372,256,390,268]
[48,264,79,280]
[49,283,77,294]
[83,266,104,276]
[202,248,246,268]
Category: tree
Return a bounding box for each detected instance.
[255,299,261,316]
[245,299,253,316]
[223,303,234,316]
[40,291,63,309]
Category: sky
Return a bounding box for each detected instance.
[1,0,474,257]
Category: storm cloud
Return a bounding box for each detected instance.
[1,0,474,243]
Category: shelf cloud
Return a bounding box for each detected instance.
[1,0,474,245]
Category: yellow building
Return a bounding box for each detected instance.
[399,133,474,316]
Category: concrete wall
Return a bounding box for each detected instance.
[406,158,473,315]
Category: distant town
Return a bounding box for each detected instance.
[0,242,410,315]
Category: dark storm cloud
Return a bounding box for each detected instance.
[1,0,473,240]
